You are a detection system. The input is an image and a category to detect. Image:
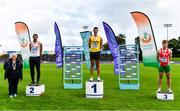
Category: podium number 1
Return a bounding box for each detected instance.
[91,84,97,93]
[30,87,34,93]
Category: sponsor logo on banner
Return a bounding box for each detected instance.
[20,38,28,48]
[141,32,152,44]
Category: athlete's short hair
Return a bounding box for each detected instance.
[93,27,98,30]
[33,34,38,37]
[162,40,168,44]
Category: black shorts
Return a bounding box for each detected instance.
[90,52,100,61]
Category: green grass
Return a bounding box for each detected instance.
[0,63,180,110]
[172,57,180,61]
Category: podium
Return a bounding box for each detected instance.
[157,92,174,100]
[86,81,103,98]
[118,44,139,90]
[26,84,45,96]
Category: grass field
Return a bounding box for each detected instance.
[172,57,180,61]
[0,63,180,110]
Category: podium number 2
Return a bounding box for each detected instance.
[30,87,34,93]
[91,84,97,93]
[164,94,168,99]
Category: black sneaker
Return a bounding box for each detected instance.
[36,81,40,86]
[30,82,36,86]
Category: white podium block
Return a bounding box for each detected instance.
[86,81,103,98]
[156,92,174,100]
[26,84,45,96]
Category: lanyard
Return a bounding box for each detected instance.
[93,36,98,42]
[12,61,16,70]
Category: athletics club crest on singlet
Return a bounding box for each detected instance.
[92,41,98,48]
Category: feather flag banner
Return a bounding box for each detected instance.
[15,22,31,68]
[103,22,119,74]
[80,31,92,69]
[131,11,159,68]
[54,22,63,68]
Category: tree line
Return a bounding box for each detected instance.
[103,34,180,61]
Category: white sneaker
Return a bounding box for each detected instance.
[89,77,93,81]
[14,94,17,97]
[9,95,13,98]
[156,88,161,93]
[97,77,101,81]
[168,89,173,93]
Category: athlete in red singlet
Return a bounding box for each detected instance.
[156,40,172,93]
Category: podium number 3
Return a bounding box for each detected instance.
[91,84,97,93]
[164,94,168,99]
[30,87,34,93]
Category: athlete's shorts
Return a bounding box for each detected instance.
[159,65,170,73]
[90,51,100,61]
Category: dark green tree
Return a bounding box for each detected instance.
[135,36,143,61]
[168,38,180,57]
[116,34,126,45]
[103,34,126,50]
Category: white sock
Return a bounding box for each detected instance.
[89,77,93,80]
[98,77,101,80]
[157,88,161,91]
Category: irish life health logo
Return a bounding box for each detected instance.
[20,37,28,48]
[141,32,152,44]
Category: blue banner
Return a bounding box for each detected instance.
[80,31,92,69]
[103,22,119,74]
[54,22,63,68]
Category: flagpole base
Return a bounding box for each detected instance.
[119,83,139,90]
[64,83,82,89]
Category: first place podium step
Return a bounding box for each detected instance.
[26,84,45,96]
[86,80,104,98]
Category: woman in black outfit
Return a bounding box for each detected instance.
[4,53,23,98]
